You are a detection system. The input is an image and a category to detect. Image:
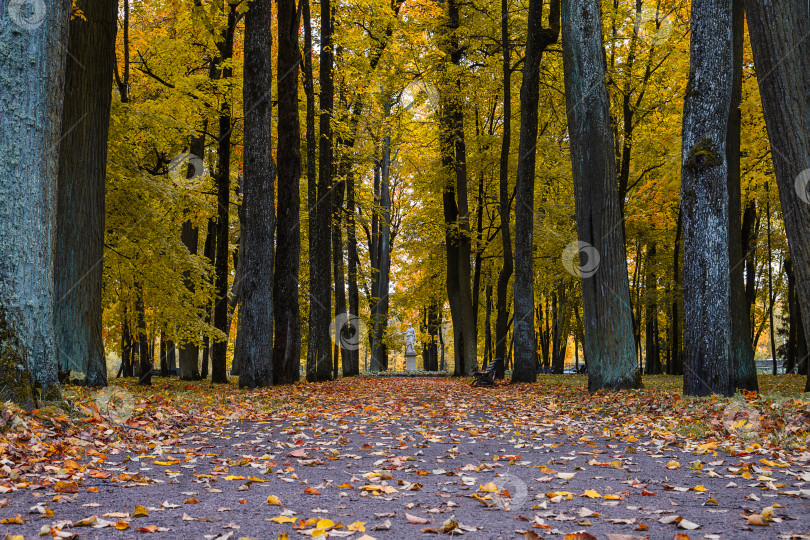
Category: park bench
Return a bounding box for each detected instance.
[471,357,503,387]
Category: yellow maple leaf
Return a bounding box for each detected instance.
[268,515,297,524]
[581,489,602,498]
[266,495,282,506]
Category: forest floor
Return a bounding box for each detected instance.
[0,375,809,540]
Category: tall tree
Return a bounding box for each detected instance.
[494,0,512,380]
[511,0,560,382]
[0,0,71,405]
[679,0,734,397]
[273,0,303,384]
[727,0,757,391]
[745,0,810,392]
[55,0,118,387]
[239,0,276,388]
[561,0,640,391]
[438,0,477,376]
[211,5,239,384]
[308,0,334,381]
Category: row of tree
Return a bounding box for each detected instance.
[0,0,808,405]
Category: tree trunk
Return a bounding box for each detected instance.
[494,0,512,380]
[679,0,734,397]
[644,243,661,374]
[512,0,560,383]
[307,0,334,382]
[346,167,361,376]
[741,199,758,342]
[727,0,757,391]
[160,331,168,376]
[135,283,151,385]
[0,2,71,405]
[273,0,302,384]
[332,182,347,378]
[371,114,393,373]
[54,0,117,387]
[211,6,238,384]
[561,0,640,391]
[239,0,276,388]
[178,132,205,381]
[670,210,683,375]
[745,0,810,392]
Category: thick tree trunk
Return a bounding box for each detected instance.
[54,0,117,387]
[728,0,757,391]
[494,0,511,381]
[679,0,734,397]
[273,0,302,384]
[745,0,810,392]
[0,2,71,405]
[561,0,640,391]
[512,0,560,383]
[239,0,276,388]
[211,7,237,384]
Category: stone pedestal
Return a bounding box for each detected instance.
[405,353,417,371]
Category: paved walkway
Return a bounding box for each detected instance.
[1,377,809,538]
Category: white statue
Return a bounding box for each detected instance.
[405,323,416,355]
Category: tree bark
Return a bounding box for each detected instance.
[745,0,810,392]
[307,0,334,381]
[679,0,734,397]
[239,0,276,388]
[135,283,151,385]
[0,1,71,405]
[273,0,303,384]
[727,0,757,391]
[494,0,512,381]
[54,0,117,387]
[561,0,640,391]
[512,0,560,383]
[644,243,661,374]
[211,6,238,384]
[439,0,477,376]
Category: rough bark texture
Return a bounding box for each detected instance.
[54,0,117,387]
[727,0,757,391]
[308,0,334,382]
[239,0,276,389]
[273,0,302,384]
[511,0,560,383]
[745,0,810,393]
[0,1,72,403]
[561,0,640,392]
[679,0,734,397]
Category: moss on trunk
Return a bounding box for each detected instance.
[0,305,35,409]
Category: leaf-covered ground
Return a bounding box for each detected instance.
[1,375,809,539]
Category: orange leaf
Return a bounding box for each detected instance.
[304,487,320,495]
